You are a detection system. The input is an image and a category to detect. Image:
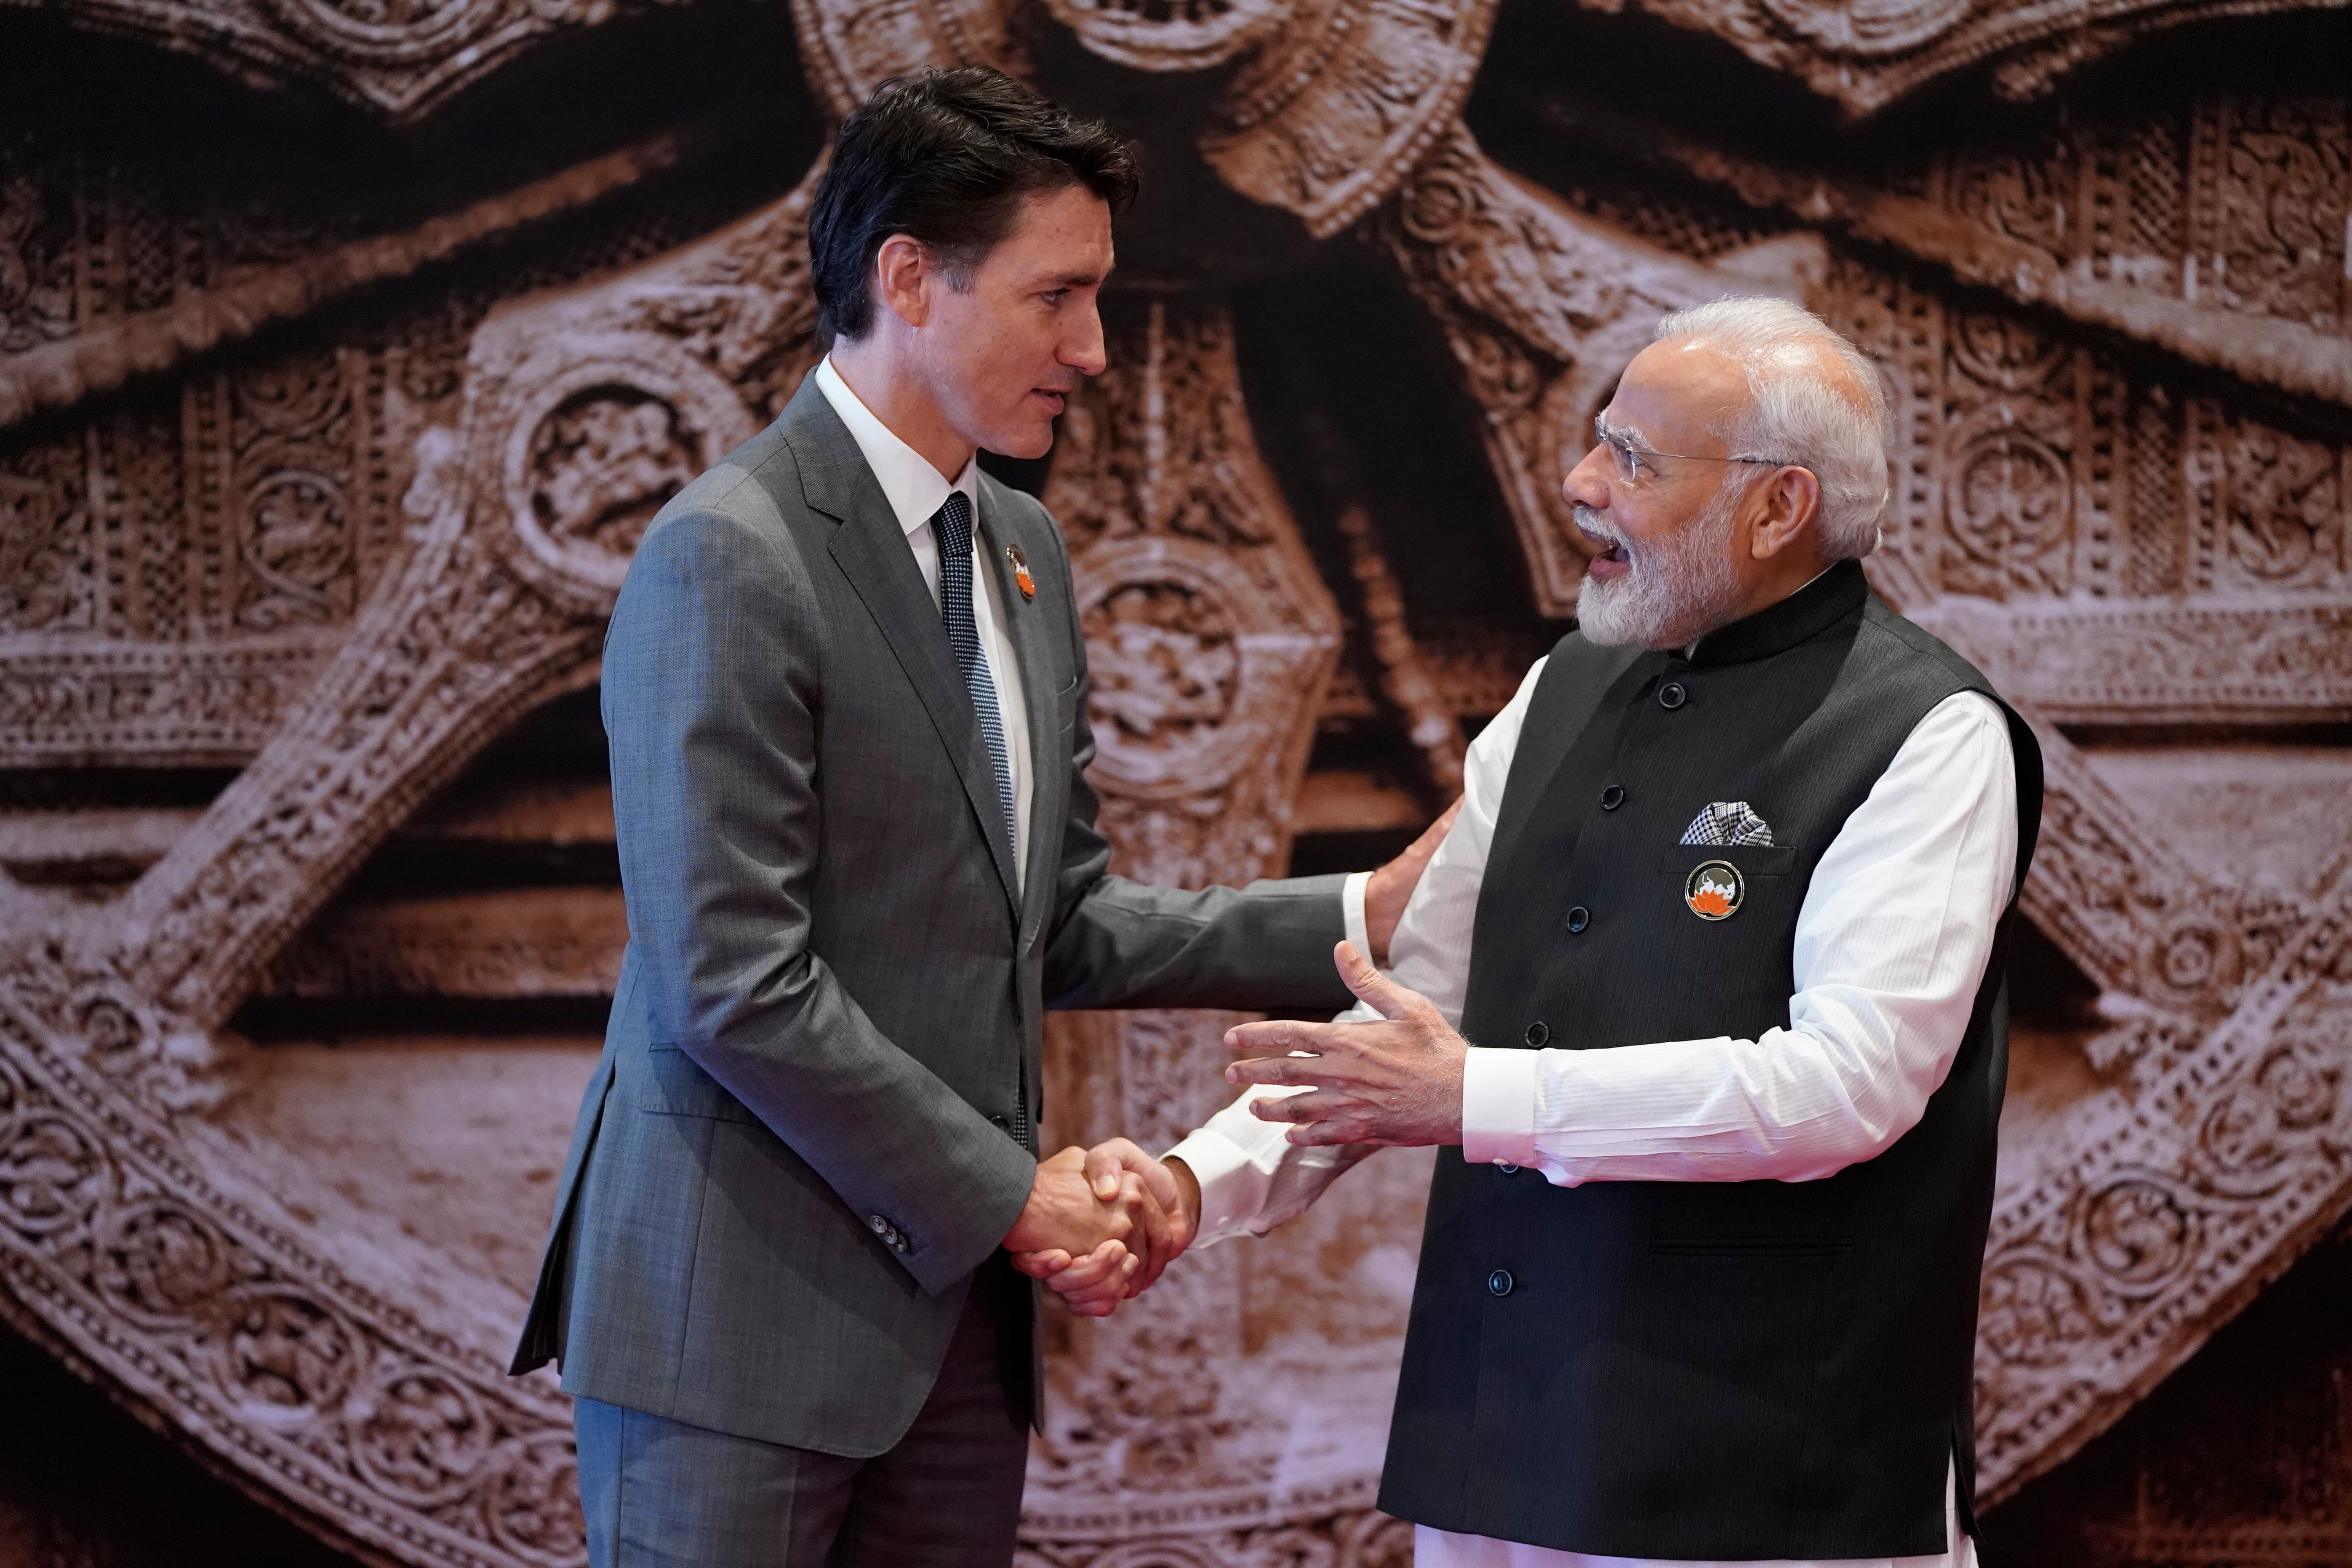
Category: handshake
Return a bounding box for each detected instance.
[993,797,1464,1317]
[1001,1139,1200,1317]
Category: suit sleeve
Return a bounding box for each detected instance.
[1034,511,1356,1013]
[604,501,1035,1296]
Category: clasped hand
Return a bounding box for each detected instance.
[1004,1141,1198,1317]
[1006,799,1463,1315]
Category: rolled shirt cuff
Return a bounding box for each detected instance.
[1461,1047,1539,1168]
[1342,870,1372,960]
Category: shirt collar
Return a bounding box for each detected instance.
[814,356,978,539]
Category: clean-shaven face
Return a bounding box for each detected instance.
[913,182,1113,461]
[1561,338,1758,650]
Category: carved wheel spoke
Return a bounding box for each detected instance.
[0,146,820,1568]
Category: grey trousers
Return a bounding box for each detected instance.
[575,1259,1032,1567]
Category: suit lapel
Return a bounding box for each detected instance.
[975,481,1061,946]
[793,383,1021,915]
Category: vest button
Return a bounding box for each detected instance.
[1497,1163,1520,1175]
[1523,1020,1550,1046]
[1487,1268,1515,1297]
[1599,784,1624,810]
[1658,681,1687,710]
[1565,906,1590,933]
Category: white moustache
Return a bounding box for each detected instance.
[1572,505,1622,552]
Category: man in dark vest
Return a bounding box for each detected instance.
[1040,298,2043,1567]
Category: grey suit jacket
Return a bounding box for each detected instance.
[509,377,1351,1457]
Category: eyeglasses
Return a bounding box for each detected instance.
[1593,416,1795,486]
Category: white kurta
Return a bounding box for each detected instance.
[1166,654,2018,1568]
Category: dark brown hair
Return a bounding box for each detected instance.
[808,67,1140,344]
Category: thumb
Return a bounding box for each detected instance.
[1334,940,1413,1021]
[1084,1143,1125,1201]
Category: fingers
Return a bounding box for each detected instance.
[1010,1248,1074,1279]
[1046,1240,1140,1316]
[1083,1141,1130,1202]
[1222,1016,1326,1058]
[1245,1087,1349,1124]
[1363,795,1463,963]
[1224,1053,1323,1089]
[1333,940,1418,1022]
[1085,1137,1182,1215]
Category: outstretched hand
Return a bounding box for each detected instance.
[1222,940,1468,1147]
[1363,796,1461,965]
[1009,1140,1200,1317]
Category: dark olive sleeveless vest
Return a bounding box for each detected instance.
[1376,563,2043,1560]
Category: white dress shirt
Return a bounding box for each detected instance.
[814,358,1033,888]
[1165,655,2017,1568]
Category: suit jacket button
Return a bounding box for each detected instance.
[1659,681,1687,710]
[1524,1020,1550,1047]
[1600,785,1624,810]
[1566,906,1590,933]
[869,1215,889,1234]
[1487,1268,1514,1297]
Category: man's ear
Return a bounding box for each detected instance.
[871,234,933,330]
[1748,466,1821,562]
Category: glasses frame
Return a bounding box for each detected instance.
[1593,416,1797,486]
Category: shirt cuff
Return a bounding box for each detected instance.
[1164,1116,1276,1247]
[1461,1047,1539,1167]
[1342,870,1372,960]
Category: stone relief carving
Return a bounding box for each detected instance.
[1023,302,1348,1548]
[3,0,690,121]
[1567,0,2350,116]
[1544,92,2352,408]
[0,0,2347,1561]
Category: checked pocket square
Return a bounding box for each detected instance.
[1680,800,1777,848]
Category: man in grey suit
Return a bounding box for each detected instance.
[509,67,1433,1566]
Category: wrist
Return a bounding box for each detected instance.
[1163,1154,1202,1231]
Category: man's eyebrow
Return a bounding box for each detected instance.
[1597,414,1654,450]
[1040,269,1105,288]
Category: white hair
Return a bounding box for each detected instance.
[1651,296,1892,562]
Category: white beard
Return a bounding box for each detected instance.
[1573,482,1750,650]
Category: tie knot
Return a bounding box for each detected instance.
[933,491,973,555]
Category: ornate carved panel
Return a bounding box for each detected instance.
[3,0,689,121]
[1025,299,1359,1549]
[1565,0,2352,116]
[1,0,2349,1560]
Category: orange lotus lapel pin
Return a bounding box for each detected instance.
[1005,543,1035,602]
[1685,860,1744,920]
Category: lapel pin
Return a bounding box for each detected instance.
[1005,543,1035,603]
[1685,860,1745,921]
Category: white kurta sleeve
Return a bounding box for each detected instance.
[1171,657,1548,1243]
[1460,690,2018,1185]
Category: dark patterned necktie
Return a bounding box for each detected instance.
[933,490,1028,1149]
[931,491,1018,862]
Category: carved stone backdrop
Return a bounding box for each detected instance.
[0,0,2349,1562]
